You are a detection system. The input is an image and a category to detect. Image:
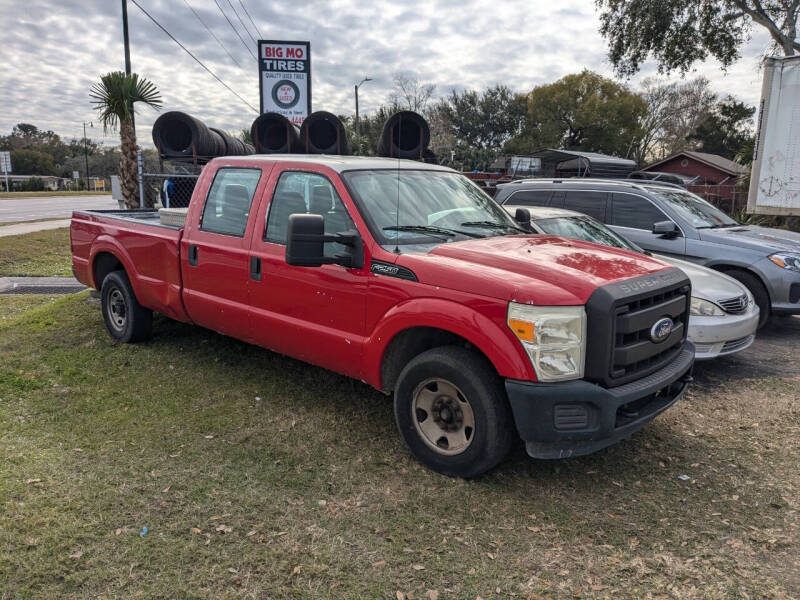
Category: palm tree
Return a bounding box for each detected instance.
[90,72,162,208]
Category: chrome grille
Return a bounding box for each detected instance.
[718,294,748,314]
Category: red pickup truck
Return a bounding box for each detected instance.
[71,156,694,477]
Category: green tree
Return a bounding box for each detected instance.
[90,72,162,208]
[597,0,799,77]
[506,70,647,158]
[8,149,57,175]
[687,97,755,160]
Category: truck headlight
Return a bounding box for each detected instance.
[690,297,725,316]
[507,302,586,382]
[768,252,800,272]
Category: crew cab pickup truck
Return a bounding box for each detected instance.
[71,156,695,477]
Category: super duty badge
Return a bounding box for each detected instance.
[370,260,418,281]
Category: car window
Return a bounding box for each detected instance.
[200,168,261,236]
[647,188,738,228]
[265,171,355,257]
[563,191,608,221]
[611,192,669,230]
[506,189,552,207]
[535,216,640,251]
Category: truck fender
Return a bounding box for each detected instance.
[363,297,535,391]
[88,235,140,291]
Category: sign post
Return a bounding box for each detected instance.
[258,40,311,125]
[0,151,11,192]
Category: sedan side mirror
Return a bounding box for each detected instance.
[652,220,680,239]
[286,213,364,269]
[514,207,534,231]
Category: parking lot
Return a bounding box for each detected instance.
[1,285,797,598]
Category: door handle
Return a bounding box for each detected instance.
[188,244,198,266]
[250,256,261,281]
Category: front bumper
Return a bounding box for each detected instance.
[688,307,759,360]
[506,342,694,459]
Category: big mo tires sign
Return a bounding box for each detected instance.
[258,40,311,125]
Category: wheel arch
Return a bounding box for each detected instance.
[366,298,534,393]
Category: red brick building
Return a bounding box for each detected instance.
[642,150,747,185]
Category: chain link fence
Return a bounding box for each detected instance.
[140,173,199,208]
[686,185,748,216]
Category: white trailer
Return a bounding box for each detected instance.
[748,55,800,216]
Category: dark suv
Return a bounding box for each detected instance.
[494,178,800,327]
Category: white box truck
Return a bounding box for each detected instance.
[748,55,800,216]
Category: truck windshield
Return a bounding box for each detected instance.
[342,169,522,245]
[535,216,643,253]
[649,188,738,229]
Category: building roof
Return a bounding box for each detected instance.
[210,154,453,174]
[645,150,747,176]
[530,148,637,167]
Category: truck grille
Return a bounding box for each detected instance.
[718,294,748,314]
[584,268,691,388]
[611,287,689,383]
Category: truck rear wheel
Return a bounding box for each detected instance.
[393,346,513,478]
[101,270,153,343]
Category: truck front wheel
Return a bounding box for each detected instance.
[101,270,153,343]
[394,346,514,477]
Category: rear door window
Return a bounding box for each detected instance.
[200,168,261,236]
[506,189,552,207]
[563,191,608,221]
[611,192,669,230]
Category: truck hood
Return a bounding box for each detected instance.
[654,255,748,303]
[698,225,800,254]
[397,235,673,305]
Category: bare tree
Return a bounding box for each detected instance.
[633,77,716,164]
[390,73,436,113]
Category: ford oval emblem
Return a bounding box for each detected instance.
[650,317,674,343]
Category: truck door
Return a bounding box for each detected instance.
[181,165,269,340]
[247,167,369,379]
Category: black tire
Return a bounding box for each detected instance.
[393,346,514,478]
[726,269,770,329]
[100,270,153,343]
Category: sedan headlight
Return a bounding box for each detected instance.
[507,302,586,382]
[768,252,800,272]
[690,297,725,316]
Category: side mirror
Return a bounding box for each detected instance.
[286,213,364,269]
[652,220,680,239]
[514,207,531,224]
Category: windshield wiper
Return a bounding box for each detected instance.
[697,223,740,229]
[383,225,484,239]
[461,220,528,233]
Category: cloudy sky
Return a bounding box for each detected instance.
[0,0,774,147]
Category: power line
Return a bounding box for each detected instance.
[130,0,258,113]
[213,0,257,60]
[183,0,243,69]
[226,0,257,45]
[238,0,263,39]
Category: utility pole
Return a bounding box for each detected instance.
[121,0,135,132]
[122,0,132,74]
[354,77,372,155]
[83,122,90,191]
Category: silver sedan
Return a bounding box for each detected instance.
[506,206,760,360]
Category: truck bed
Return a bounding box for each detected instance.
[71,208,189,322]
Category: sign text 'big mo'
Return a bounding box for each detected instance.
[258,40,311,125]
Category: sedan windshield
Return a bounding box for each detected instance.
[342,169,522,245]
[648,188,738,229]
[534,215,642,252]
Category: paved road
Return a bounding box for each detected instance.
[0,195,117,224]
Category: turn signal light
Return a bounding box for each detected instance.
[508,319,534,342]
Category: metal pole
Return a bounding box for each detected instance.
[121,0,136,133]
[84,122,90,191]
[137,149,144,209]
[354,84,359,155]
[122,0,132,74]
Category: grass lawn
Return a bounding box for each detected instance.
[0,296,798,599]
[0,228,72,277]
[0,191,109,198]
